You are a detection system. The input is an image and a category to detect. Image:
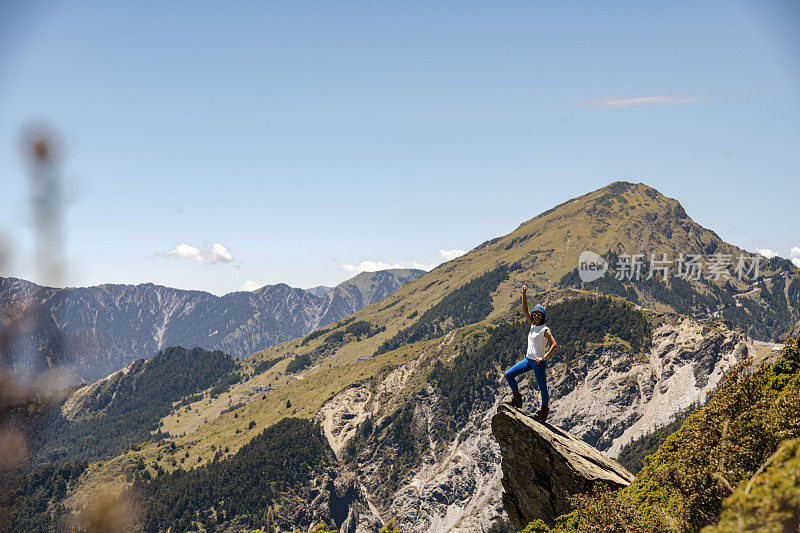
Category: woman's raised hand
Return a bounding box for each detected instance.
[522,283,528,293]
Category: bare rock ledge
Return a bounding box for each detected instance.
[491,404,635,528]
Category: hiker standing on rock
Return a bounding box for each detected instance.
[504,283,557,422]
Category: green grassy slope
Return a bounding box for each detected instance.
[59,181,799,517]
[244,181,794,379]
[63,288,651,511]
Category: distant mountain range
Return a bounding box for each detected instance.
[6,182,800,532]
[304,286,333,297]
[0,268,424,387]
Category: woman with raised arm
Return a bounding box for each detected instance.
[503,283,557,422]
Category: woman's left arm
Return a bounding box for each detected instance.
[543,329,557,360]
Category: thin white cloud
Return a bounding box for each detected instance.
[574,95,704,110]
[791,246,800,268]
[343,247,471,274]
[439,248,466,261]
[241,280,261,291]
[164,242,235,264]
[342,260,436,274]
[209,242,233,263]
[756,247,800,268]
[168,243,204,262]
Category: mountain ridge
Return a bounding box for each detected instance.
[7,181,799,532]
[244,181,797,379]
[0,268,424,388]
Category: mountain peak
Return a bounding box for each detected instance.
[475,180,739,287]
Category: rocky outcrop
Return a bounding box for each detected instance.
[60,358,145,421]
[316,383,373,459]
[327,318,748,532]
[491,404,634,529]
[307,473,383,533]
[313,354,510,533]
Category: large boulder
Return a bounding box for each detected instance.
[491,404,635,528]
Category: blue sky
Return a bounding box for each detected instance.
[1,1,798,295]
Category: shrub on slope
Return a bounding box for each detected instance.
[130,417,334,532]
[703,436,800,533]
[535,337,800,532]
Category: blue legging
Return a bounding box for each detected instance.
[505,357,549,405]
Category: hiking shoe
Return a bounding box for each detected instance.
[505,391,523,408]
[533,404,549,422]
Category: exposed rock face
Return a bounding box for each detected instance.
[0,269,423,387]
[556,319,747,457]
[306,473,383,533]
[314,356,511,533]
[375,384,507,533]
[316,383,373,459]
[312,318,749,532]
[491,404,634,528]
[60,358,145,421]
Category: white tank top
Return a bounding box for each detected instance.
[526,324,550,360]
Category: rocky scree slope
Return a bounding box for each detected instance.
[304,295,750,532]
